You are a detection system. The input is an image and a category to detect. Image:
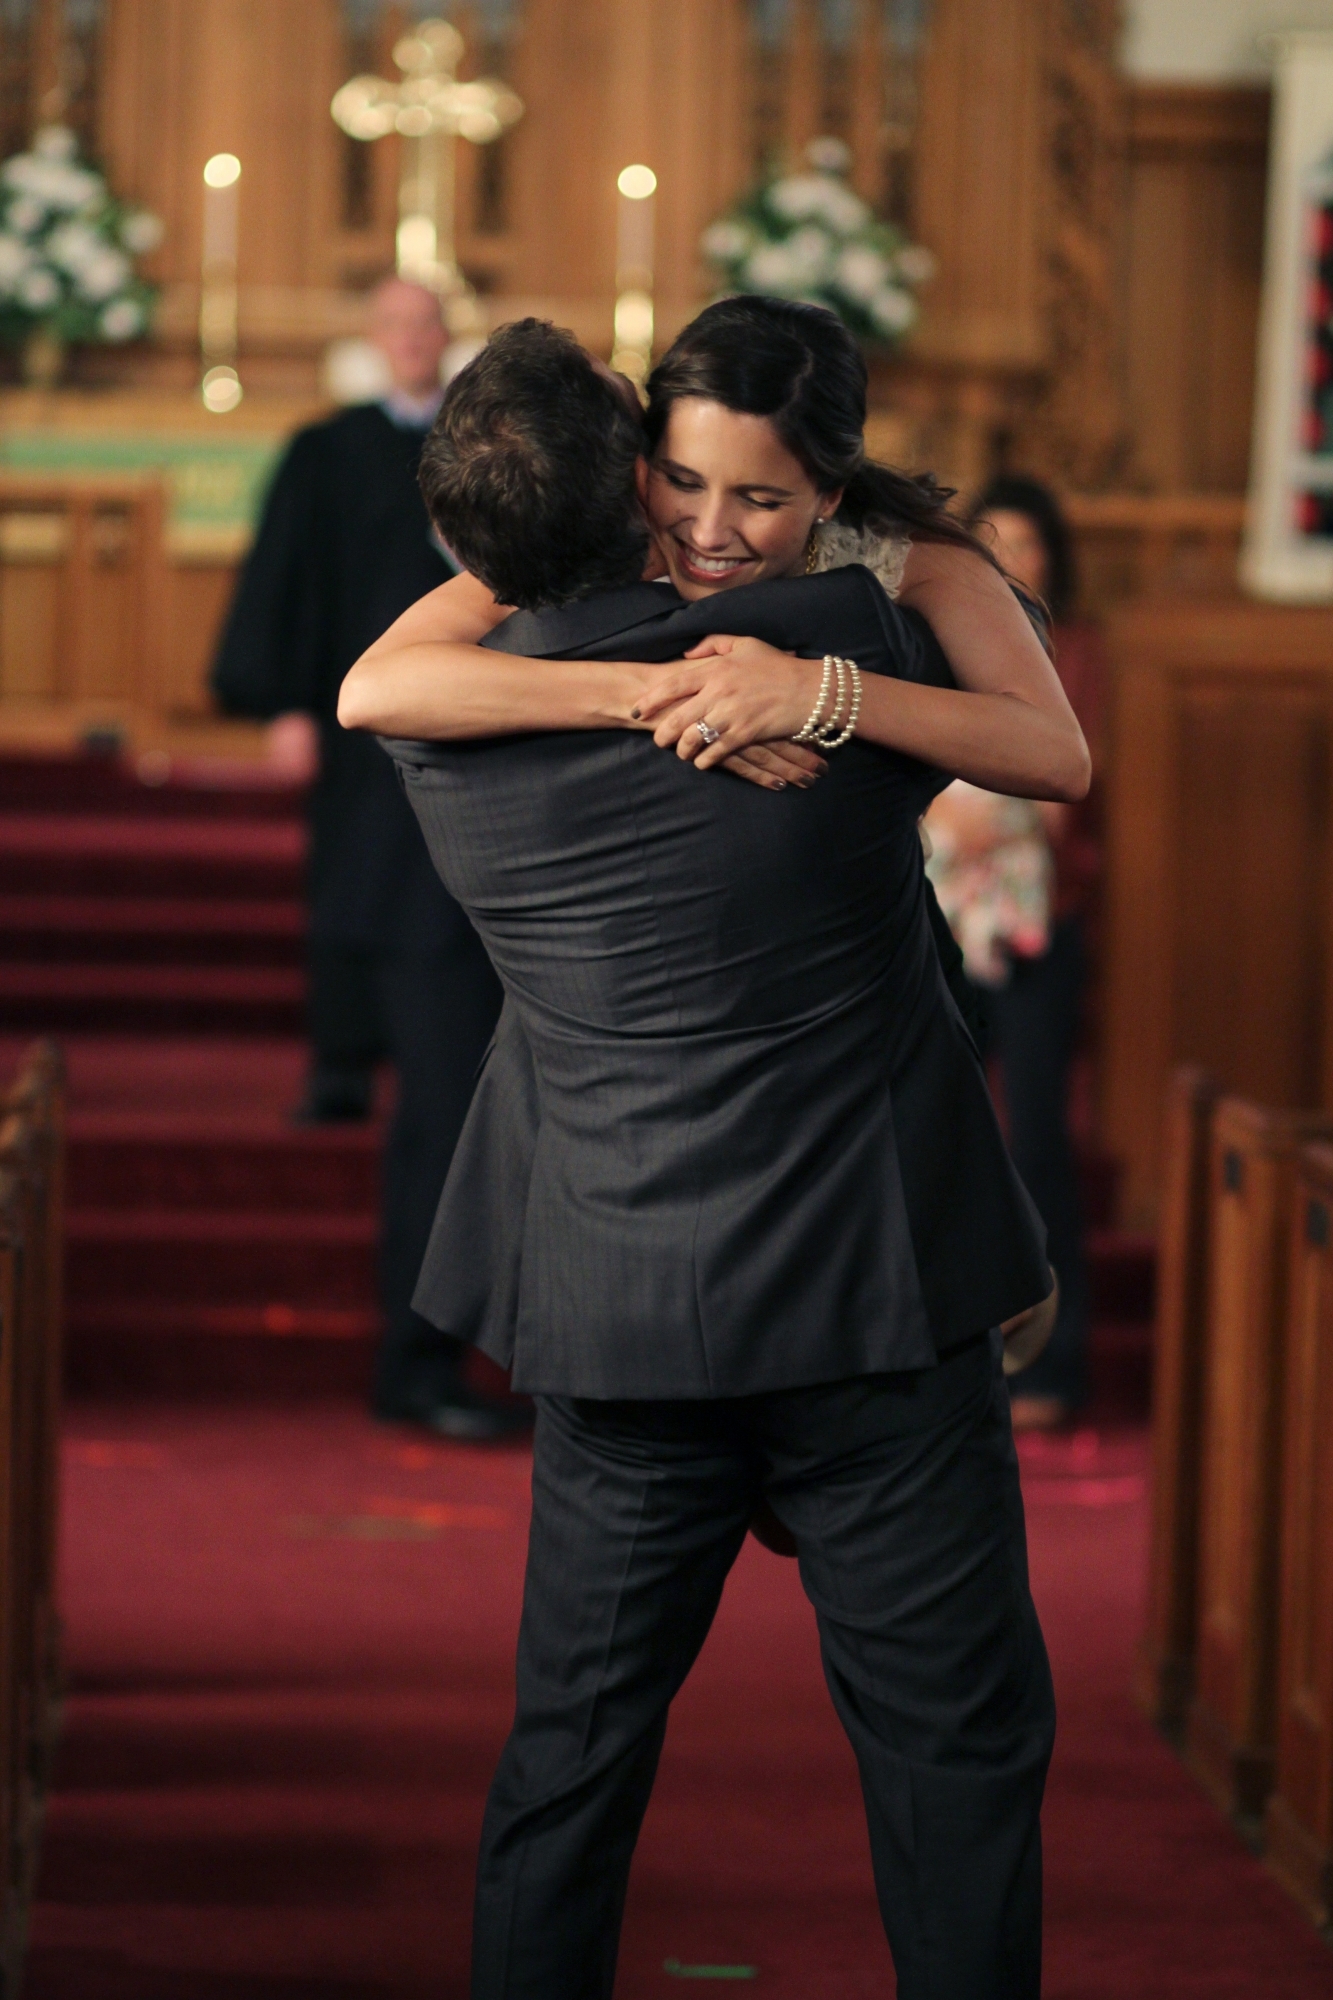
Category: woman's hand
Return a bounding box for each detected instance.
[1001,1271,1059,1377]
[633,636,829,771]
[717,740,828,791]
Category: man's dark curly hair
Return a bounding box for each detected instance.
[418,318,650,611]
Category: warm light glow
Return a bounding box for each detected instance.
[617,164,656,201]
[614,290,653,349]
[201,364,243,413]
[203,153,241,188]
[396,214,438,274]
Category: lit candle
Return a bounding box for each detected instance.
[613,163,656,388]
[201,152,242,413]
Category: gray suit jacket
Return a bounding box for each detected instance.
[387,565,1048,1397]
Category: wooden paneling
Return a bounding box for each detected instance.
[1266,1141,1333,1923]
[1123,84,1270,495]
[0,477,167,713]
[1187,1100,1333,1821]
[90,0,753,368]
[1064,493,1245,618]
[1102,602,1333,1227]
[99,0,346,297]
[1173,691,1327,1104]
[1138,1066,1218,1733]
[162,559,239,718]
[912,0,1046,371]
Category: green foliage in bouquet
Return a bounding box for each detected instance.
[700,138,934,348]
[0,125,162,348]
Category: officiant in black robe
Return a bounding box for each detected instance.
[210,278,512,1439]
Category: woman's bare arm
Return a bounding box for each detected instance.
[337,571,650,738]
[335,569,824,790]
[632,545,1092,803]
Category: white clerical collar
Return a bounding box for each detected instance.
[382,386,445,430]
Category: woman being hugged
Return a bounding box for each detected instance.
[339,296,1088,814]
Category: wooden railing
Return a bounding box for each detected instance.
[0,474,167,724]
[0,1041,65,1994]
[1064,493,1247,618]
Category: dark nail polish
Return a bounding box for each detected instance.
[630,707,641,719]
[773,779,787,791]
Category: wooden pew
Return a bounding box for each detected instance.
[1187,1100,1333,1821]
[0,1041,65,1989]
[1265,1142,1333,1923]
[1137,1066,1218,1732]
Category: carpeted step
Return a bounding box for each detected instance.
[0,895,305,967]
[64,1304,376,1399]
[0,815,303,901]
[66,1210,377,1309]
[0,964,306,1035]
[67,1116,379,1213]
[0,751,302,821]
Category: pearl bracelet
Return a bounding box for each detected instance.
[815,656,847,747]
[794,655,861,750]
[792,655,835,743]
[818,659,862,749]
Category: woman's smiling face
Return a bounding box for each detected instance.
[639,397,842,601]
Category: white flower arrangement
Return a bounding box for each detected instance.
[700,138,935,349]
[0,125,160,349]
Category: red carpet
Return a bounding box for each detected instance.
[8,751,1328,1992]
[19,1407,1333,1999]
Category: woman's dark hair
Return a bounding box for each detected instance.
[419,318,649,610]
[644,295,993,563]
[973,475,1076,622]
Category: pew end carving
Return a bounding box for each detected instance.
[0,1041,66,1990]
[1265,1141,1333,1924]
[1137,1065,1218,1734]
[1187,1101,1333,1824]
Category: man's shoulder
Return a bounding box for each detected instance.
[482,583,685,658]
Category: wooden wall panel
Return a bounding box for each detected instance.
[912,0,1046,369]
[1102,602,1333,1228]
[99,0,345,298]
[163,561,239,717]
[497,0,749,336]
[0,480,165,719]
[1123,86,1269,494]
[1171,687,1328,1110]
[0,571,60,702]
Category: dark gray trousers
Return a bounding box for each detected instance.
[472,1332,1055,1999]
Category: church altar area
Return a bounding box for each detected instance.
[0,385,328,759]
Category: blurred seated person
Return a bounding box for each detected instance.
[925,476,1104,1430]
[211,277,511,1440]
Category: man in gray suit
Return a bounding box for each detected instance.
[362,322,1056,1998]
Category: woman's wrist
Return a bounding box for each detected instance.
[591,662,654,729]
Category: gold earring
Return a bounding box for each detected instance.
[805,524,821,575]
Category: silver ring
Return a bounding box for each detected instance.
[694,720,722,745]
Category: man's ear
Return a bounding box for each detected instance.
[634,455,650,506]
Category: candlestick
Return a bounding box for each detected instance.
[201,152,242,413]
[612,163,656,389]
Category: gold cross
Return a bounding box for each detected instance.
[332,18,522,318]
